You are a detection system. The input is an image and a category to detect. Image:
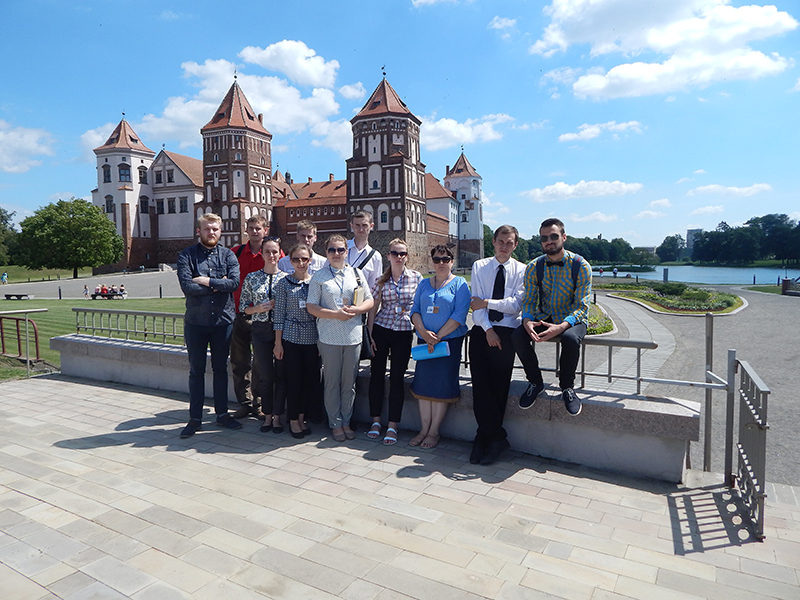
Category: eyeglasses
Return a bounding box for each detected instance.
[264,236,281,243]
[291,257,310,264]
[431,256,452,264]
[327,247,347,255]
[389,250,408,257]
[539,233,562,243]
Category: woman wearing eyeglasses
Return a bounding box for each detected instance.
[366,239,422,445]
[307,235,374,442]
[239,236,286,433]
[272,244,321,439]
[408,244,470,449]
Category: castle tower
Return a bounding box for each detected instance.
[200,81,273,248]
[91,119,156,271]
[346,79,428,270]
[444,152,483,267]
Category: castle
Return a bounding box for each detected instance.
[91,78,483,273]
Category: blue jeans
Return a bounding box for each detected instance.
[185,322,233,421]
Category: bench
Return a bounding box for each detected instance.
[51,333,699,482]
[5,294,34,300]
[91,293,125,300]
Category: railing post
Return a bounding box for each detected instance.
[725,348,737,487]
[704,313,714,471]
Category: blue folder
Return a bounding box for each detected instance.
[411,341,451,361]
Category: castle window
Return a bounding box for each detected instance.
[324,207,328,215]
[102,165,111,183]
[167,169,174,183]
[156,199,164,214]
[179,197,188,213]
[138,167,148,184]
[235,152,242,161]
[104,196,114,214]
[303,209,307,216]
[372,180,379,189]
[461,194,466,200]
[461,212,468,222]
[167,198,176,213]
[380,211,388,224]
[119,164,131,182]
[214,154,219,162]
[155,170,162,184]
[139,198,149,213]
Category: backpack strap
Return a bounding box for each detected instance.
[234,244,246,259]
[356,248,377,271]
[535,253,584,316]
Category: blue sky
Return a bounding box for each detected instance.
[1,0,798,247]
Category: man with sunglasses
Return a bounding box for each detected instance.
[347,211,383,291]
[513,218,592,416]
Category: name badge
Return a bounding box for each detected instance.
[395,306,403,314]
[335,297,344,309]
[427,305,439,314]
[299,300,307,309]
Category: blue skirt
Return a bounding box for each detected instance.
[410,336,464,403]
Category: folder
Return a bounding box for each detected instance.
[411,341,451,361]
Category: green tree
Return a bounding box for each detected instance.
[630,247,657,265]
[16,198,123,278]
[483,224,493,257]
[656,234,685,262]
[0,207,17,266]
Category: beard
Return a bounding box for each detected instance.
[199,233,219,248]
[543,243,563,256]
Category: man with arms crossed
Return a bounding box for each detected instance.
[513,218,592,416]
[177,213,241,437]
[347,211,383,291]
[278,219,327,275]
[230,215,267,420]
[468,225,527,465]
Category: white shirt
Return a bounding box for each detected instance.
[347,239,383,291]
[470,256,526,332]
[278,251,327,276]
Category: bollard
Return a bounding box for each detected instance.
[593,292,596,304]
[753,274,756,285]
[58,286,62,300]
[159,284,163,298]
[636,275,638,284]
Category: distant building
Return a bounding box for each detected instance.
[686,228,703,250]
[91,78,483,273]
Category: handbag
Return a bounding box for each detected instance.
[411,341,450,361]
[352,267,374,361]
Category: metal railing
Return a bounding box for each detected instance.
[73,308,184,344]
[0,308,48,378]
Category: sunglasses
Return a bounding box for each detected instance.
[389,250,408,257]
[264,236,281,243]
[327,247,347,255]
[291,256,310,264]
[431,256,452,264]
[539,233,562,243]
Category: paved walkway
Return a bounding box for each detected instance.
[1,375,799,600]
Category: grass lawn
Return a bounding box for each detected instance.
[744,285,783,295]
[0,265,93,284]
[0,298,186,378]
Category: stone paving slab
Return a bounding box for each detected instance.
[1,375,799,600]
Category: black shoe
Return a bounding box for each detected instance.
[480,439,511,466]
[259,423,273,433]
[302,426,312,436]
[273,426,284,434]
[291,428,305,439]
[231,404,251,419]
[520,382,544,409]
[562,388,582,416]
[469,439,486,465]
[180,419,201,438]
[216,414,243,430]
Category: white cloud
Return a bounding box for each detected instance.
[79,122,116,163]
[339,82,366,100]
[412,0,456,6]
[687,183,771,196]
[129,57,340,149]
[239,40,339,88]
[512,120,547,131]
[421,113,513,151]
[532,0,798,99]
[676,177,693,184]
[489,16,516,30]
[792,78,800,92]
[649,198,672,208]
[521,180,643,202]
[542,67,582,86]
[634,210,666,219]
[572,211,618,223]
[310,119,353,159]
[558,120,642,142]
[788,211,800,221]
[690,205,724,215]
[694,169,706,174]
[0,120,55,173]
[160,10,182,20]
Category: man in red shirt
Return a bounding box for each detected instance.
[230,215,268,420]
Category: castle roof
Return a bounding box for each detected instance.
[447,152,480,178]
[201,81,271,136]
[353,79,420,125]
[424,173,454,201]
[289,177,348,207]
[162,151,203,187]
[94,120,154,155]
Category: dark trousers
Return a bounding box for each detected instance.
[283,340,322,421]
[469,325,516,443]
[230,313,260,406]
[511,322,587,390]
[368,324,413,423]
[184,322,233,421]
[251,322,286,416]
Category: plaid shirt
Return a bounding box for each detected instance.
[371,268,422,332]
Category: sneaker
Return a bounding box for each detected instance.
[180,419,201,438]
[562,388,582,416]
[216,413,243,430]
[520,382,544,409]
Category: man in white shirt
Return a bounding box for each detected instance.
[468,224,528,465]
[278,219,327,275]
[346,211,383,291]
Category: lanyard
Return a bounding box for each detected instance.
[329,266,345,296]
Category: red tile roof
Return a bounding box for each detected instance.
[424,173,453,200]
[201,81,271,136]
[447,152,480,178]
[94,120,154,154]
[353,79,420,125]
[163,151,203,187]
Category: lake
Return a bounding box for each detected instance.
[599,265,800,285]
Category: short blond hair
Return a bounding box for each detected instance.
[198,213,222,226]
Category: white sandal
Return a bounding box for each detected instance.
[383,427,398,446]
[367,422,381,439]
